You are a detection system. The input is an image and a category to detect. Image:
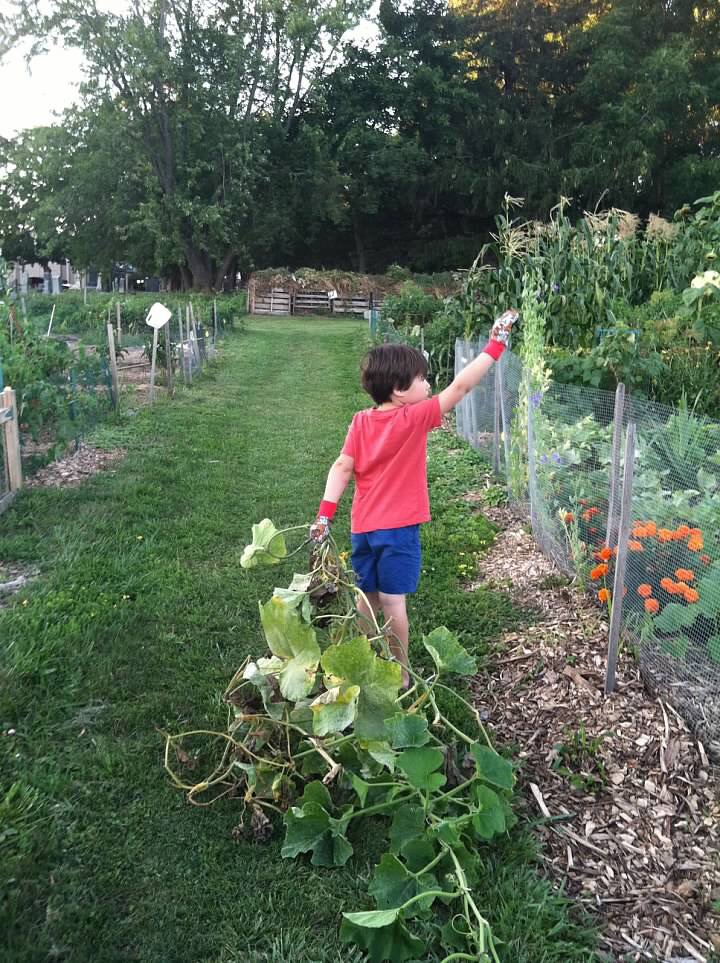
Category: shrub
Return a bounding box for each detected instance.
[381,281,444,328]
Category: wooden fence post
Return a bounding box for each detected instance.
[148,326,160,405]
[1,387,22,492]
[106,323,119,409]
[116,302,122,347]
[185,308,193,384]
[164,322,174,397]
[213,298,218,345]
[178,310,187,386]
[605,422,636,695]
[605,383,626,549]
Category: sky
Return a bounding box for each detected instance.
[0,44,85,137]
[0,1,380,140]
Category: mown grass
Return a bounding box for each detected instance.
[0,317,597,962]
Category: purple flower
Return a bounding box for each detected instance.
[539,454,549,465]
[551,282,560,294]
[551,452,563,466]
[530,390,543,409]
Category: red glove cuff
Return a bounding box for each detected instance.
[318,500,337,521]
[482,339,506,361]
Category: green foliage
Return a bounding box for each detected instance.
[0,314,110,443]
[20,292,245,337]
[167,524,519,962]
[381,283,445,328]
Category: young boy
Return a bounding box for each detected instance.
[310,309,518,686]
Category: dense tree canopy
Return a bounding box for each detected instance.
[1,0,718,287]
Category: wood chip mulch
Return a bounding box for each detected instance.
[466,501,720,963]
[24,443,127,489]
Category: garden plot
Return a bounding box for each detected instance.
[466,502,720,963]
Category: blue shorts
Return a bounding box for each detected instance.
[350,525,422,596]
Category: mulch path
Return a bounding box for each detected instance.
[24,443,127,489]
[466,501,720,963]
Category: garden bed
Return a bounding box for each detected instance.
[466,501,720,963]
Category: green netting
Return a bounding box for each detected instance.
[455,338,720,758]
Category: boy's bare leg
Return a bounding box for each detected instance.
[378,592,410,687]
[356,590,381,636]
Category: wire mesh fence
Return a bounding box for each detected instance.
[455,337,720,758]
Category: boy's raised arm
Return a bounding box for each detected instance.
[438,309,518,415]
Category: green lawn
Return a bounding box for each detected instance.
[1,317,597,962]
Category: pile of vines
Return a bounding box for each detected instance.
[165,520,517,962]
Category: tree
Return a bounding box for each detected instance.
[2,0,368,288]
[564,0,720,213]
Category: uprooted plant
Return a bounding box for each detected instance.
[164,519,517,962]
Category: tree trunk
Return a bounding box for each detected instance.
[214,251,237,291]
[352,213,366,274]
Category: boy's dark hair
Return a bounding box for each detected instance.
[361,343,428,404]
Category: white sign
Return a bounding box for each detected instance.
[145,302,172,329]
[327,289,338,301]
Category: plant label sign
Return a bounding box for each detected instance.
[146,302,172,330]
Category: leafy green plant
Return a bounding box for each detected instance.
[166,522,517,963]
[382,282,444,328]
[550,726,608,794]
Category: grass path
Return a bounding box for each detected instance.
[1,318,597,962]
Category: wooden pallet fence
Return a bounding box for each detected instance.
[0,387,22,514]
[251,287,292,316]
[248,282,385,318]
[293,290,332,314]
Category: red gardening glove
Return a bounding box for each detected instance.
[483,309,520,360]
[310,500,337,543]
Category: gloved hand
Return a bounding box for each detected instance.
[310,515,332,544]
[310,500,337,543]
[490,309,520,346]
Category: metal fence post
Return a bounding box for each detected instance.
[493,361,502,476]
[605,422,636,694]
[497,352,511,489]
[605,383,626,549]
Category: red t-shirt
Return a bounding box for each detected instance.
[341,396,442,534]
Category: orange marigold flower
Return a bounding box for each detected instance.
[660,577,675,592]
[674,568,694,582]
[645,522,657,537]
[628,540,644,552]
[700,554,711,565]
[589,506,600,517]
[637,584,653,598]
[658,528,675,542]
[579,498,588,506]
[564,512,574,524]
[598,588,611,603]
[590,563,609,580]
[689,527,702,537]
[631,526,647,538]
[688,536,704,552]
[683,587,699,604]
[582,510,592,522]
[676,525,690,538]
[674,581,690,594]
[644,598,660,614]
[589,527,598,534]
[597,546,613,561]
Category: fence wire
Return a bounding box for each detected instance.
[455,338,720,757]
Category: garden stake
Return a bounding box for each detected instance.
[605,382,626,549]
[106,322,119,409]
[164,321,174,397]
[605,422,636,694]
